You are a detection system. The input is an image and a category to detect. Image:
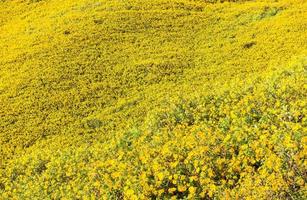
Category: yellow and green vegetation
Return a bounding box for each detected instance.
[0,0,306,199]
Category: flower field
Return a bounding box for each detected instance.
[0,0,306,199]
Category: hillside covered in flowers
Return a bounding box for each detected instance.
[0,0,306,199]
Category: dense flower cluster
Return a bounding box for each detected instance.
[0,0,306,199]
[1,59,306,199]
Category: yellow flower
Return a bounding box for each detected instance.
[157,172,164,181]
[178,185,187,192]
[168,187,176,194]
[188,186,196,194]
[126,189,134,196]
[111,172,120,179]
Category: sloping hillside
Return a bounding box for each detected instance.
[0,0,306,199]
